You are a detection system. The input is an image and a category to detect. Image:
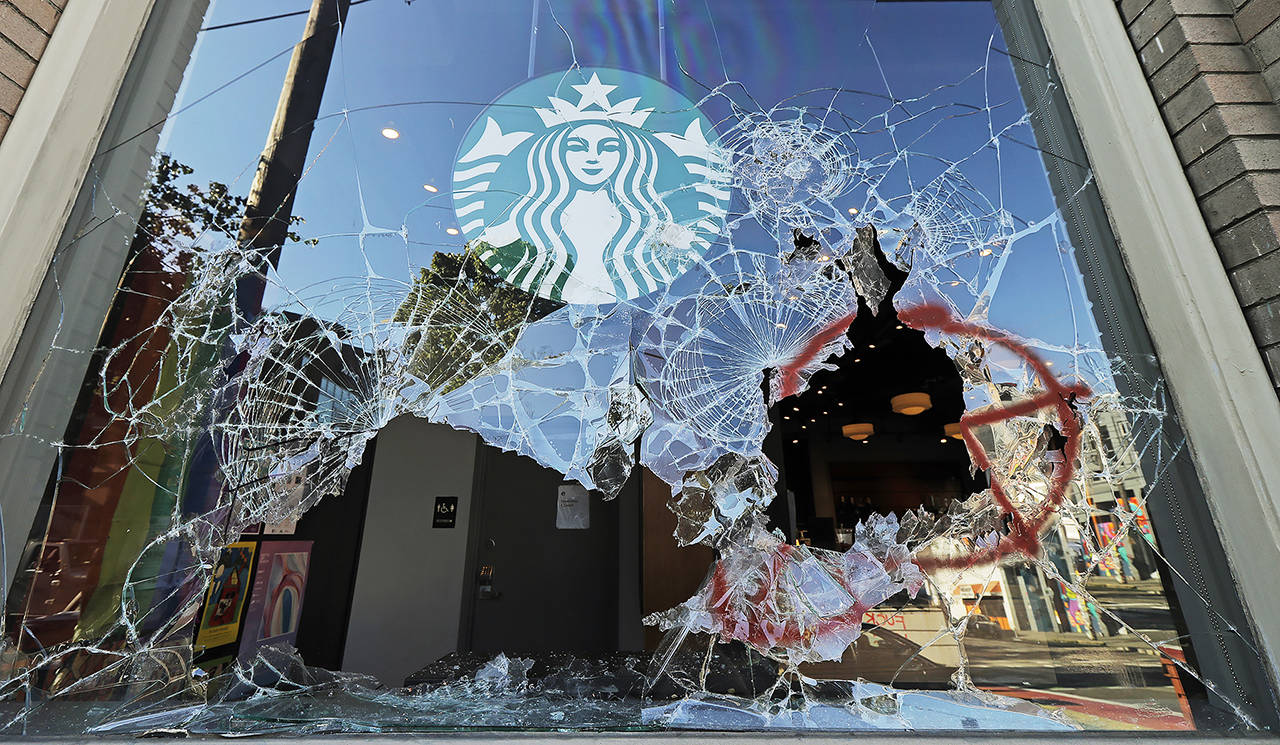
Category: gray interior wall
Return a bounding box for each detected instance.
[342,416,477,687]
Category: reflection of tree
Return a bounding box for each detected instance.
[140,153,312,252]
[394,242,562,394]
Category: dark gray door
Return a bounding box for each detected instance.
[462,444,624,654]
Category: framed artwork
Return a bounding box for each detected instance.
[193,542,257,653]
[239,541,312,661]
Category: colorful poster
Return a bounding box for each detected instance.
[1094,521,1121,576]
[1058,582,1090,635]
[239,541,312,661]
[194,542,257,653]
[1126,496,1155,543]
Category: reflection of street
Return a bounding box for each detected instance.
[981,687,1190,730]
[1085,577,1180,637]
[966,578,1192,730]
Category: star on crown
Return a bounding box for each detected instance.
[535,73,653,128]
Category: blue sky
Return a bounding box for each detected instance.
[154,0,1105,376]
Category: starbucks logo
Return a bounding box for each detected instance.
[452,68,729,304]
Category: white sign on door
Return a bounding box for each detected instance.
[556,484,590,530]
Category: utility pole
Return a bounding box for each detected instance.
[236,0,352,318]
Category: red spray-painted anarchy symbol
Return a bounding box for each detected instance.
[776,302,1092,570]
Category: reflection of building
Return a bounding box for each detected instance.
[924,394,1161,640]
[915,383,1127,640]
[1073,402,1155,582]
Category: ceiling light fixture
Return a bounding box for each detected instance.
[381,127,401,139]
[891,392,932,416]
[842,422,874,441]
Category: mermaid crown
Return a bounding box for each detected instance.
[535,72,653,128]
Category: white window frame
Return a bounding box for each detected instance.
[0,0,157,386]
[1034,0,1280,696]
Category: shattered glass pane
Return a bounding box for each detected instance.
[0,0,1272,735]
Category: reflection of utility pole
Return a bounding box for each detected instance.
[236,0,352,318]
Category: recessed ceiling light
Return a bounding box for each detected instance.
[423,184,438,193]
[381,127,401,139]
[445,227,460,235]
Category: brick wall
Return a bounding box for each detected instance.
[1117,0,1280,393]
[1239,0,1280,99]
[0,0,65,142]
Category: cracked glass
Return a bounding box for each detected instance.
[0,0,1274,735]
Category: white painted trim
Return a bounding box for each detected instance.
[1034,0,1280,690]
[0,0,157,384]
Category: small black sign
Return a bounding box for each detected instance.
[433,496,458,528]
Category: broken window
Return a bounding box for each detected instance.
[0,0,1273,735]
